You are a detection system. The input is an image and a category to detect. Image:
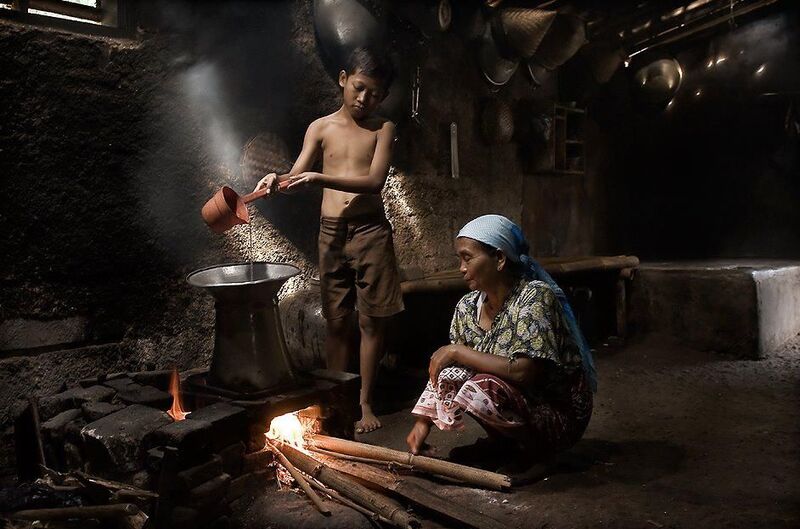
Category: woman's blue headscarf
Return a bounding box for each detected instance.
[457,214,598,392]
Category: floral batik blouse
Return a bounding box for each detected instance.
[449,278,584,404]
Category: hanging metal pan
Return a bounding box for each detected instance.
[478,23,518,86]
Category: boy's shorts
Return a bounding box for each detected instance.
[318,214,405,320]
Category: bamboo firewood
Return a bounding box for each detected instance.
[315,454,508,529]
[11,503,139,520]
[308,435,511,490]
[306,474,392,524]
[308,446,413,470]
[276,442,420,529]
[266,440,331,516]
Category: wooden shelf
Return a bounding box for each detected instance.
[552,104,586,175]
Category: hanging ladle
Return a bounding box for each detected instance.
[201,176,290,234]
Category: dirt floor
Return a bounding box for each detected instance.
[234,334,800,529]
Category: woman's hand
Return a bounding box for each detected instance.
[254,172,279,196]
[429,345,461,387]
[286,171,320,189]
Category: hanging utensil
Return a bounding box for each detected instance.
[450,122,459,179]
[478,23,518,87]
[411,65,422,123]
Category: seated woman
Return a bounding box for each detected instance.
[406,215,597,470]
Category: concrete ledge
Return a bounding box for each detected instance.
[630,260,800,358]
[0,316,88,351]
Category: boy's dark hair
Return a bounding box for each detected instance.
[345,47,395,88]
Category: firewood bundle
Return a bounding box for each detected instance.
[267,434,511,529]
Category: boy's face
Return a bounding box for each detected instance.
[339,70,387,120]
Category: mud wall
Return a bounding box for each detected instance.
[0,0,600,462]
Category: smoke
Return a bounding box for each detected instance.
[132,1,305,267]
[180,61,243,176]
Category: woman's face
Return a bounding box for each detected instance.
[455,237,503,292]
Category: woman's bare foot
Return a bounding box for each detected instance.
[406,417,437,455]
[355,403,382,434]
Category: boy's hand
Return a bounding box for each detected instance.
[286,172,320,189]
[254,173,279,196]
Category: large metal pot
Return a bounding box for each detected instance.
[187,262,299,393]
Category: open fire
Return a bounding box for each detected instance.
[266,412,306,447]
[167,367,190,421]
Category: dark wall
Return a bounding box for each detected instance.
[589,8,800,260]
[1,0,594,451]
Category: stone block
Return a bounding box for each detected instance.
[218,442,245,477]
[115,383,171,409]
[78,372,128,388]
[188,473,231,503]
[39,385,116,421]
[147,418,212,462]
[81,404,172,474]
[242,450,273,473]
[102,377,136,392]
[175,455,223,493]
[186,403,247,451]
[64,418,86,444]
[41,408,82,437]
[129,370,173,391]
[146,446,164,473]
[81,401,126,422]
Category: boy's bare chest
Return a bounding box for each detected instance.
[321,127,378,167]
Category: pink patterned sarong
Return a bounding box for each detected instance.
[412,365,592,452]
[412,366,530,439]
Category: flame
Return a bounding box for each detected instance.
[266,412,306,448]
[167,367,190,421]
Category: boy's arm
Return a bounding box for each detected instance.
[254,121,322,194]
[287,121,396,194]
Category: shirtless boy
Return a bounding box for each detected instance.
[255,48,403,433]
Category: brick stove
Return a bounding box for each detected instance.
[12,263,360,528]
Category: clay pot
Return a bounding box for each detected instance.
[279,281,327,372]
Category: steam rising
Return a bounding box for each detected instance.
[181,62,242,175]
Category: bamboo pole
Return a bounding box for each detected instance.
[266,440,331,516]
[401,256,641,293]
[308,435,511,490]
[544,255,640,274]
[306,475,392,525]
[275,442,420,529]
[307,446,413,470]
[316,454,508,529]
[11,503,139,520]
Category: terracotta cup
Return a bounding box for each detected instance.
[202,178,290,234]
